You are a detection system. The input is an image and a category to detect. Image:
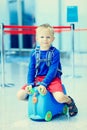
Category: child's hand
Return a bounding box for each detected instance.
[37,85,47,95]
[25,85,33,94]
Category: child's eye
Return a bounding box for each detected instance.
[40,36,51,39]
[46,36,51,38]
[40,36,44,38]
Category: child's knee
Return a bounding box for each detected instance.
[52,92,65,103]
[17,89,28,100]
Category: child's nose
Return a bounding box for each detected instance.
[44,37,47,41]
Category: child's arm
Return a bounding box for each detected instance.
[37,85,47,95]
[25,85,33,94]
[27,51,36,86]
[40,49,61,88]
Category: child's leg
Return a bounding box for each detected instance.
[17,89,29,101]
[52,92,78,117]
[17,84,29,101]
[52,91,70,103]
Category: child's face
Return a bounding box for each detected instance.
[36,28,54,50]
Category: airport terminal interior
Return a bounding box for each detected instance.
[0,0,87,130]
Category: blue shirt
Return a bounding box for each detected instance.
[27,46,62,88]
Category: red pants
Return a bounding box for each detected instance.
[22,76,63,93]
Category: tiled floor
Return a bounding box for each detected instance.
[0,53,87,130]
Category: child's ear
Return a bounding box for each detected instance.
[52,37,55,41]
[36,36,38,41]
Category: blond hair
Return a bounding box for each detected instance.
[36,23,54,36]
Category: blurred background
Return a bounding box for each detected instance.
[0,0,87,52]
[0,1,87,130]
